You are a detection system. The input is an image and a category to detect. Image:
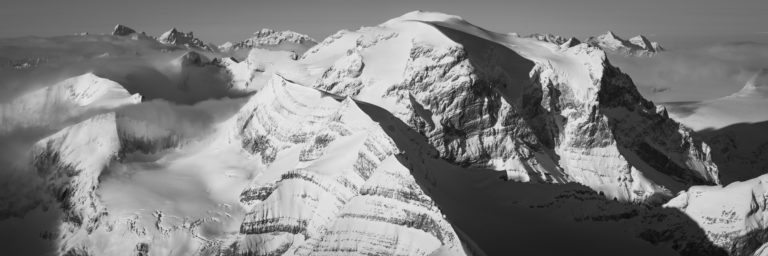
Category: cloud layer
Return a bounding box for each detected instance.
[610,41,768,102]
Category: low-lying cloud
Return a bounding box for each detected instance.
[609,41,768,103]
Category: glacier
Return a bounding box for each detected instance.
[0,10,765,256]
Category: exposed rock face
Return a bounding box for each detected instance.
[220,28,317,53]
[30,113,122,255]
[112,24,137,36]
[227,75,471,255]
[158,28,216,51]
[526,33,569,45]
[216,48,303,94]
[700,121,768,184]
[315,50,365,97]
[561,37,582,48]
[9,10,763,256]
[303,11,717,202]
[665,69,768,183]
[586,31,664,56]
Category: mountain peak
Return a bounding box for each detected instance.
[602,31,622,40]
[157,27,213,51]
[219,28,317,53]
[112,24,137,36]
[733,68,768,97]
[562,37,582,47]
[586,31,663,56]
[629,35,655,50]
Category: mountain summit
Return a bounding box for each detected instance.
[111,24,137,36]
[4,10,765,256]
[157,27,215,51]
[587,31,664,56]
[219,28,317,56]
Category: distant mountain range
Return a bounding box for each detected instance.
[0,11,765,256]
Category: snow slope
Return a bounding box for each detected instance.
[2,10,765,256]
[666,174,768,255]
[0,73,141,134]
[219,29,317,59]
[302,10,718,202]
[228,75,472,256]
[158,28,216,52]
[217,48,311,94]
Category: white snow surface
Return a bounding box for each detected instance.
[0,73,141,134]
[1,10,764,256]
[302,10,717,202]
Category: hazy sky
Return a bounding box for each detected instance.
[1,0,766,46]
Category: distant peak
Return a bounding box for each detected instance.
[562,37,582,48]
[112,24,136,36]
[255,28,276,34]
[629,35,655,50]
[221,29,317,51]
[732,68,768,97]
[604,31,620,39]
[157,28,213,51]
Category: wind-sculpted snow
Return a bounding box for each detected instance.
[227,75,471,255]
[0,73,141,134]
[3,9,763,256]
[304,10,719,202]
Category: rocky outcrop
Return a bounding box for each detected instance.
[665,174,768,255]
[112,24,137,36]
[226,75,471,255]
[304,11,717,202]
[30,113,121,255]
[220,28,317,53]
[586,31,664,56]
[158,28,216,51]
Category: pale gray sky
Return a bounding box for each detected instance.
[1,0,766,46]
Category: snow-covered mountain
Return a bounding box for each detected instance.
[219,28,317,55]
[0,73,141,134]
[586,31,664,56]
[112,24,137,37]
[663,68,768,183]
[1,10,767,256]
[157,28,217,52]
[524,31,664,56]
[304,11,716,202]
[666,174,768,255]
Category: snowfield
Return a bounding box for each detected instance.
[0,10,766,256]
